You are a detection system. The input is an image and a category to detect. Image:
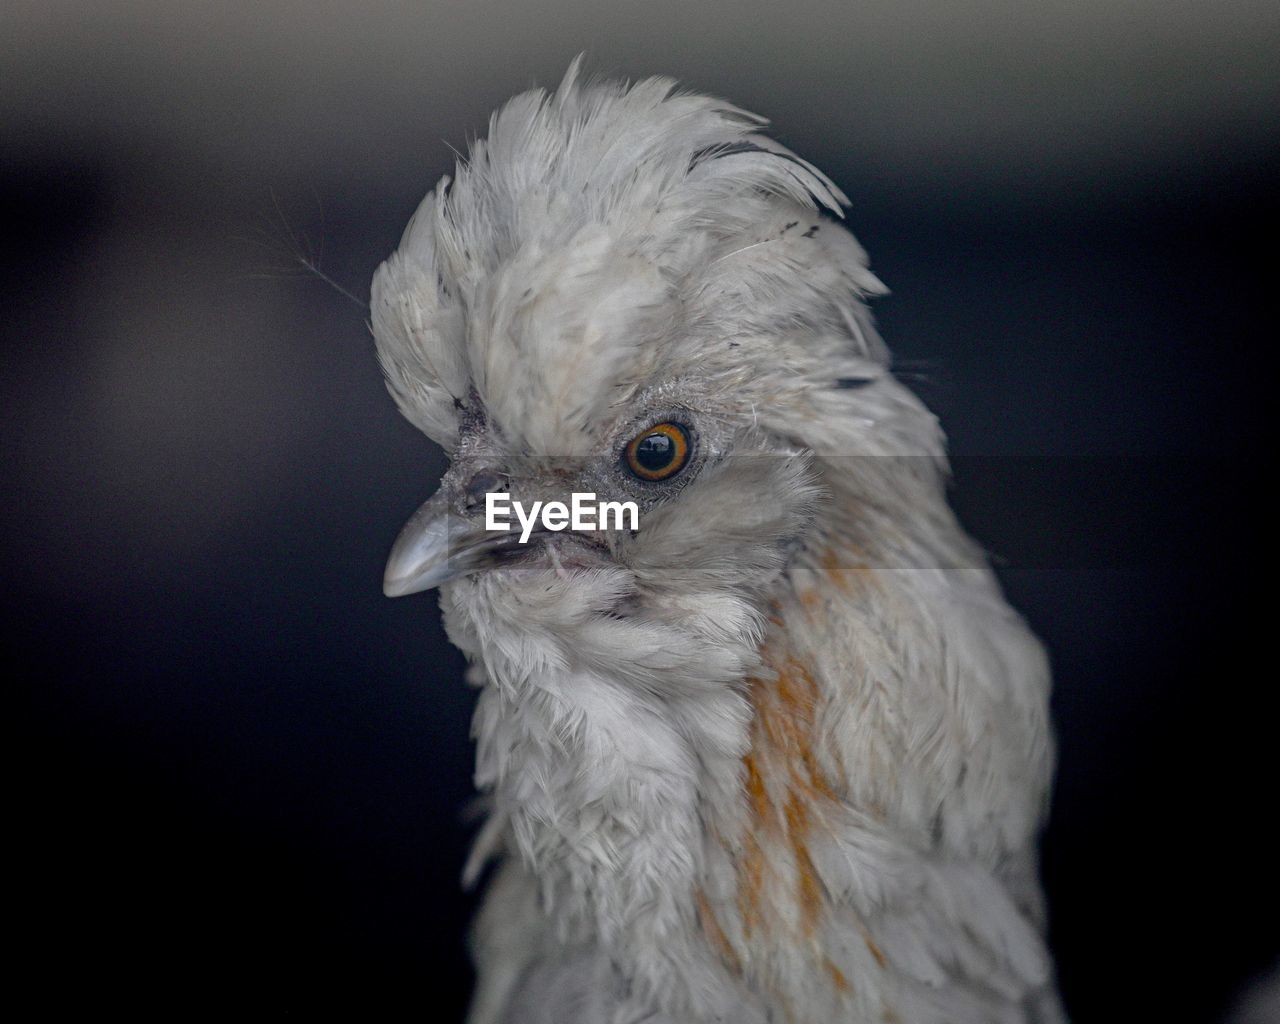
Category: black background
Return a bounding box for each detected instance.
[4,3,1276,1018]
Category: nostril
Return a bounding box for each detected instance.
[464,470,508,505]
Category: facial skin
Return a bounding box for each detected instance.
[384,380,821,634]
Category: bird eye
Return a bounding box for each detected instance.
[623,422,691,481]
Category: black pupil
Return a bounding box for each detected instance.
[635,432,676,471]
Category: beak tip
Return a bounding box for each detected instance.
[383,498,484,598]
[384,554,454,597]
[382,566,429,598]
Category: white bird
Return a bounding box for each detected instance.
[372,59,1063,1024]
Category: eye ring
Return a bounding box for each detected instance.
[624,422,691,481]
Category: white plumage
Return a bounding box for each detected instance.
[373,59,1063,1023]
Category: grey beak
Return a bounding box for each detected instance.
[383,491,509,597]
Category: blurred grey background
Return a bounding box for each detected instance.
[4,1,1276,1018]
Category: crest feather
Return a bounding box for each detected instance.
[372,61,886,450]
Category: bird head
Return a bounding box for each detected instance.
[373,60,944,659]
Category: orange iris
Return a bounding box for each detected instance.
[624,422,691,481]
